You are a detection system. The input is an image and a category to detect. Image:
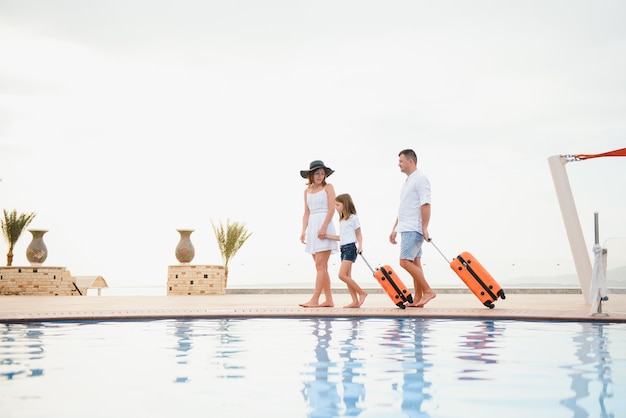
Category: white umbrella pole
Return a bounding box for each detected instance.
[548,155,592,303]
[590,212,609,316]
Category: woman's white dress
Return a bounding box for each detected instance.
[305,189,338,255]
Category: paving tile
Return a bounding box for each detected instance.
[1,292,625,322]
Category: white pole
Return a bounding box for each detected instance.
[548,155,592,303]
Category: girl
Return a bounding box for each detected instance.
[327,193,368,308]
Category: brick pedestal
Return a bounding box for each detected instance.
[0,266,80,296]
[167,265,226,295]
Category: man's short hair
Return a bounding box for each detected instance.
[399,149,417,163]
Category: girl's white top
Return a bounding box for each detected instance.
[339,214,360,246]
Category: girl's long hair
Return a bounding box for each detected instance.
[335,193,357,220]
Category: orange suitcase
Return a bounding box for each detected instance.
[430,240,505,309]
[359,253,414,309]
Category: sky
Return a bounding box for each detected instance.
[1,0,625,292]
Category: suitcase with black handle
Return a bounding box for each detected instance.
[359,253,414,309]
[430,240,505,309]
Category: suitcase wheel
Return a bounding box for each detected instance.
[484,301,495,309]
[396,302,406,309]
[407,295,414,304]
[498,289,506,300]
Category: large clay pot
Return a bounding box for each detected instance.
[175,229,195,264]
[26,229,48,266]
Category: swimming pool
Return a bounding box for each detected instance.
[1,317,624,417]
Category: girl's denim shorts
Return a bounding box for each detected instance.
[340,242,357,262]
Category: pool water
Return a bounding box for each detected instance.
[1,318,625,418]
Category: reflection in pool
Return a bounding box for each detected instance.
[1,318,625,417]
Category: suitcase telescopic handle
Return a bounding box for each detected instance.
[358,252,376,274]
[428,239,453,263]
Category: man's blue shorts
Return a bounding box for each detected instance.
[400,231,424,260]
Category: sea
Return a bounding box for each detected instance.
[96,255,626,296]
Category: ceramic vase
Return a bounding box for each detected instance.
[175,229,195,264]
[26,229,48,266]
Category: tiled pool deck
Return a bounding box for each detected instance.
[2,289,626,322]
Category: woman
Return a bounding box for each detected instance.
[299,160,338,307]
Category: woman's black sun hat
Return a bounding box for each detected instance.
[300,160,335,178]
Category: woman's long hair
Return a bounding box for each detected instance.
[306,171,327,188]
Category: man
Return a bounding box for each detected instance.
[389,149,436,307]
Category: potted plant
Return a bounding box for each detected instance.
[211,218,252,286]
[1,209,37,266]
